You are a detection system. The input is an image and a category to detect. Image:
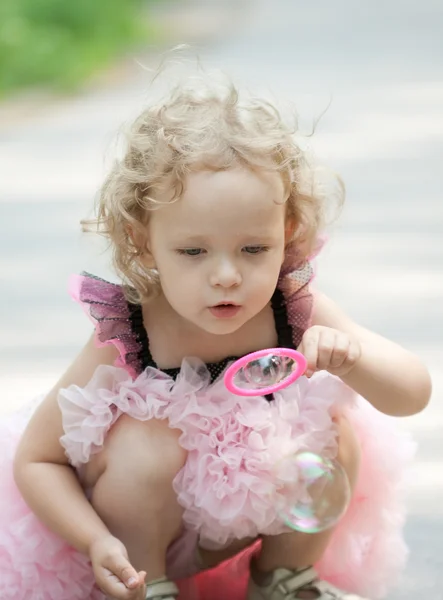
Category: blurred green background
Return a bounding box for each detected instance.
[0,0,158,96]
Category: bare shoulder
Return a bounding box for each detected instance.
[310,289,354,328]
[14,335,119,468]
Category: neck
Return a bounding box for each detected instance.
[143,292,277,367]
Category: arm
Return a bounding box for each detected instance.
[306,290,432,417]
[13,335,119,555]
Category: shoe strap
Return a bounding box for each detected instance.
[279,567,318,594]
[281,570,364,600]
[145,580,179,600]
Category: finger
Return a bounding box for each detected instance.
[125,573,147,599]
[316,329,336,371]
[298,328,321,377]
[99,556,143,597]
[117,562,141,589]
[330,334,351,368]
[98,567,141,600]
[344,339,362,368]
[137,571,147,591]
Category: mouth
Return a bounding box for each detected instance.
[209,303,241,318]
[213,301,240,307]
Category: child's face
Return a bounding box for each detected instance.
[147,166,288,335]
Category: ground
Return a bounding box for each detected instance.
[0,0,442,596]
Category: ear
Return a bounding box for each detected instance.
[284,216,297,244]
[140,249,156,269]
[126,224,156,268]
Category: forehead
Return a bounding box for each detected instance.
[150,167,286,237]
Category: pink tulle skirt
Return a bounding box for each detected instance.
[0,361,415,599]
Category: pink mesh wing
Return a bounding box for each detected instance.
[69,272,143,378]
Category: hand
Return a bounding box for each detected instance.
[89,535,146,599]
[298,325,362,378]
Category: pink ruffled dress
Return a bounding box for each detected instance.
[0,260,414,600]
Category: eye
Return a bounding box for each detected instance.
[243,245,270,254]
[176,248,205,257]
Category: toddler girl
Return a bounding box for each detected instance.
[1,74,430,600]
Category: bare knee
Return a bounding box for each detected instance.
[106,415,186,475]
[81,415,186,489]
[335,414,361,491]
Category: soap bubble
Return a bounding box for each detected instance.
[276,451,351,533]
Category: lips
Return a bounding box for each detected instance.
[209,303,241,318]
[213,301,239,307]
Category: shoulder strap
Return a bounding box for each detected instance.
[68,272,148,378]
[278,260,314,348]
[278,239,321,348]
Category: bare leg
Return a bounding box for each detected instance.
[256,415,361,573]
[82,415,187,582]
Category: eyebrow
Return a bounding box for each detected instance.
[172,233,279,244]
[172,234,210,244]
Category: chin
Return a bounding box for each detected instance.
[200,319,244,336]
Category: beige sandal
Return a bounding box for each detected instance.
[145,578,179,600]
[247,566,369,600]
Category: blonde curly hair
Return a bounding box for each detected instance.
[83,74,343,304]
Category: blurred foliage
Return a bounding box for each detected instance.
[0,0,159,96]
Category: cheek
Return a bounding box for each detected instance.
[158,261,200,298]
[248,257,281,293]
[153,250,183,278]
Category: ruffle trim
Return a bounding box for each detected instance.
[58,360,356,549]
[190,400,415,600]
[0,407,103,600]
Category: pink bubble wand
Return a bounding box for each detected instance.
[224,348,308,396]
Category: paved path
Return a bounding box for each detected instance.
[1,0,442,596]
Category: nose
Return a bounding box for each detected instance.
[209,257,242,288]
